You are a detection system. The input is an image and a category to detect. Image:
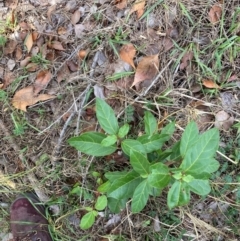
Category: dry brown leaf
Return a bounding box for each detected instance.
[12,85,55,112]
[47,4,56,22]
[130,0,145,19]
[71,10,81,25]
[25,33,33,53]
[4,39,18,55]
[32,31,39,41]
[57,63,70,83]
[119,43,136,69]
[20,56,31,67]
[131,54,159,88]
[78,49,88,59]
[67,60,78,72]
[208,4,222,24]
[115,0,127,9]
[19,21,31,30]
[202,79,220,89]
[6,0,18,9]
[26,63,39,72]
[15,45,23,60]
[2,70,15,89]
[180,51,193,70]
[33,70,52,95]
[57,26,67,35]
[48,41,65,51]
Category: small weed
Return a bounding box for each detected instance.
[68,98,220,229]
[0,35,7,46]
[106,71,134,81]
[11,113,28,136]
[30,53,50,69]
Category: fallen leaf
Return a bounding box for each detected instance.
[131,54,159,88]
[33,70,52,95]
[6,0,18,9]
[202,79,220,89]
[115,0,127,9]
[67,60,78,72]
[20,56,31,67]
[47,4,56,22]
[71,10,81,25]
[24,33,33,53]
[130,0,145,19]
[119,43,136,69]
[48,41,65,51]
[32,31,39,41]
[57,26,67,35]
[153,216,161,232]
[2,70,15,89]
[208,4,222,24]
[7,59,16,71]
[57,63,70,83]
[12,85,55,112]
[93,84,105,99]
[15,45,23,60]
[78,49,88,59]
[4,39,18,55]
[180,51,193,70]
[215,110,234,131]
[25,63,39,72]
[227,74,238,82]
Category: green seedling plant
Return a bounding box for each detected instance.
[68,98,220,227]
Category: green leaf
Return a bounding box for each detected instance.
[180,121,199,156]
[95,195,108,211]
[105,171,128,181]
[68,132,116,156]
[130,150,150,177]
[98,181,111,193]
[118,123,130,138]
[108,171,142,200]
[108,197,127,213]
[121,139,145,156]
[101,135,117,146]
[180,128,219,175]
[137,134,168,153]
[144,111,157,136]
[148,163,171,188]
[167,181,190,209]
[160,121,175,141]
[96,98,119,135]
[80,211,96,230]
[201,159,220,174]
[131,180,150,213]
[187,179,211,196]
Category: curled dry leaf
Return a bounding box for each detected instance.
[67,60,78,72]
[20,56,31,67]
[24,32,33,53]
[71,10,81,25]
[202,79,220,89]
[208,4,222,24]
[15,45,23,60]
[131,54,159,88]
[115,0,127,9]
[34,70,52,95]
[119,43,136,69]
[180,51,193,70]
[215,110,234,131]
[12,85,55,112]
[130,0,145,19]
[48,41,65,51]
[4,39,18,55]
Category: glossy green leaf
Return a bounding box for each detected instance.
[148,163,171,188]
[108,197,127,213]
[144,111,157,136]
[167,181,190,209]
[187,179,211,196]
[105,171,128,181]
[180,128,219,175]
[68,132,116,156]
[131,180,150,213]
[137,134,168,153]
[200,159,220,174]
[107,171,142,200]
[95,195,107,211]
[118,123,130,138]
[96,98,119,135]
[160,121,175,141]
[98,181,111,193]
[101,135,117,147]
[121,139,145,156]
[130,150,150,177]
[180,121,199,156]
[80,211,96,230]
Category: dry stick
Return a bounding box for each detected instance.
[0,119,60,214]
